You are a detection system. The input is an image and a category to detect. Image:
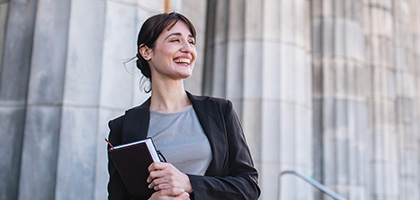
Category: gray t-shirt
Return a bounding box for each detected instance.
[148,106,212,175]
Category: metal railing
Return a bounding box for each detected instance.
[278,170,346,200]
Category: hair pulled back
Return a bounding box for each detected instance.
[136,12,197,91]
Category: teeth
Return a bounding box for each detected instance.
[174,58,190,64]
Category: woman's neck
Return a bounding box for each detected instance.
[149,80,191,113]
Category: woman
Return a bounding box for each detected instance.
[107,12,260,200]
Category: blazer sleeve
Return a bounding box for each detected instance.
[188,100,261,200]
[107,116,132,200]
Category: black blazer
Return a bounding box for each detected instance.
[107,92,260,200]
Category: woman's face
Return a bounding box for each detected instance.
[146,21,197,81]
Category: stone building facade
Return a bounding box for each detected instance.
[0,0,419,199]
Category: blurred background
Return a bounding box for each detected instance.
[0,0,419,199]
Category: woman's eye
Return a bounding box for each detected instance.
[189,40,196,45]
[171,39,180,42]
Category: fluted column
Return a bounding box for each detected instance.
[0,2,7,72]
[18,0,71,199]
[365,0,399,199]
[53,0,106,199]
[312,0,369,199]
[0,1,37,200]
[203,0,249,143]
[395,0,420,199]
[203,0,229,98]
[204,1,313,199]
[273,0,313,199]
[412,1,420,197]
[203,0,249,115]
[413,0,420,198]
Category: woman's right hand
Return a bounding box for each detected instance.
[148,188,190,200]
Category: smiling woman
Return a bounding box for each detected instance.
[107,12,261,200]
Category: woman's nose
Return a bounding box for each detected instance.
[180,40,194,53]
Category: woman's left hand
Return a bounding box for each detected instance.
[147,162,193,193]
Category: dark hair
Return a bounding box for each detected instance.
[136,12,197,92]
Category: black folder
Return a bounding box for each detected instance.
[108,137,161,199]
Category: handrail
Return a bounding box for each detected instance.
[278,170,346,200]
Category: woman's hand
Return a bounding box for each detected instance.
[147,162,193,193]
[148,188,190,200]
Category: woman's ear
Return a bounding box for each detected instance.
[139,45,152,60]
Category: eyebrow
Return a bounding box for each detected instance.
[164,32,194,41]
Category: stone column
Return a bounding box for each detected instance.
[203,0,247,124]
[0,2,8,73]
[365,0,399,199]
[53,0,106,200]
[395,0,420,199]
[412,1,420,198]
[204,0,313,199]
[312,0,369,199]
[203,0,229,98]
[273,0,313,199]
[17,0,71,199]
[0,1,37,200]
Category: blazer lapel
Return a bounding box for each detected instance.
[122,98,151,143]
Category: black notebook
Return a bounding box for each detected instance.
[108,137,162,199]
